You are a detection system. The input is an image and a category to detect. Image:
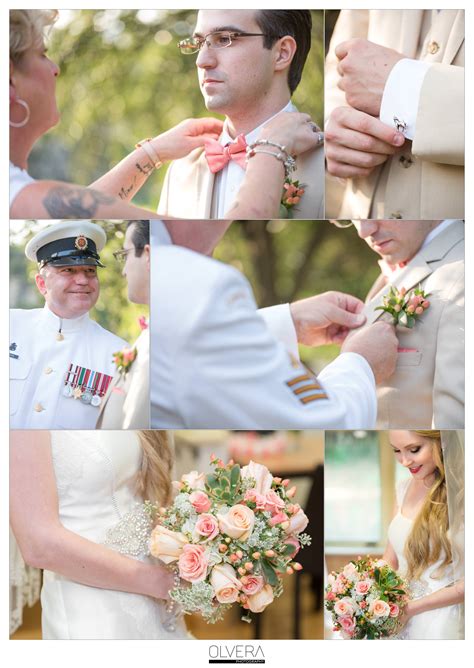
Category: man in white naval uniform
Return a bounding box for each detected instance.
[150,221,398,429]
[10,221,126,429]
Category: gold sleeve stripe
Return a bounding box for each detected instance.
[293,383,324,395]
[300,392,328,404]
[286,373,312,387]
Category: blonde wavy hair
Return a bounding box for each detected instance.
[136,431,174,507]
[10,10,58,65]
[404,430,452,581]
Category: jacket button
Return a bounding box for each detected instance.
[428,41,440,55]
[399,156,413,168]
[44,367,53,374]
[34,403,45,412]
[390,212,403,219]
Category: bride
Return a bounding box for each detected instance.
[385,430,464,639]
[10,429,189,639]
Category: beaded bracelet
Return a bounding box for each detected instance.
[135,138,162,169]
[246,141,297,179]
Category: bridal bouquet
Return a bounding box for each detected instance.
[325,557,409,639]
[148,457,311,623]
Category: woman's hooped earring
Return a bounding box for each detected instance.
[10,98,30,128]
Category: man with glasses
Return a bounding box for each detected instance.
[341,219,464,428]
[10,221,126,429]
[96,220,152,428]
[158,10,324,219]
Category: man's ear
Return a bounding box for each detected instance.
[144,244,150,270]
[35,272,47,297]
[273,35,297,74]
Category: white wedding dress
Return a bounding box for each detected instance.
[387,478,463,639]
[41,430,189,639]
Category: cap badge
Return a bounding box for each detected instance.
[75,235,88,251]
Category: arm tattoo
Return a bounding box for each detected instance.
[135,161,154,176]
[119,181,135,200]
[43,186,116,218]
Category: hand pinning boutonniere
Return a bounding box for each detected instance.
[113,347,137,376]
[279,179,305,218]
[375,285,431,328]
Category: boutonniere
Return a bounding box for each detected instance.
[279,179,305,218]
[138,315,149,331]
[113,346,137,376]
[375,285,431,328]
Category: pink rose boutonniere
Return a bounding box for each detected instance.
[113,346,137,376]
[138,315,148,331]
[375,285,431,328]
[280,179,305,218]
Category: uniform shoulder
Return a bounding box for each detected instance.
[88,319,127,348]
[154,245,245,290]
[10,307,43,324]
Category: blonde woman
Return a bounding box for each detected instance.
[385,430,464,639]
[10,10,320,222]
[10,430,188,639]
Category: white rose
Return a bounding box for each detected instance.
[284,508,309,535]
[210,563,242,603]
[217,504,255,541]
[241,461,273,496]
[181,470,206,490]
[247,584,274,613]
[149,525,187,564]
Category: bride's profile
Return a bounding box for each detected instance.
[384,430,464,639]
[10,429,189,639]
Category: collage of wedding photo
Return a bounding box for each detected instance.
[8,5,466,661]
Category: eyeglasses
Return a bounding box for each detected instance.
[178,31,276,55]
[113,248,132,263]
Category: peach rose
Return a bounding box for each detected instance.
[189,490,211,513]
[194,513,219,542]
[334,597,355,617]
[149,525,187,564]
[247,584,274,613]
[217,504,255,541]
[244,489,267,510]
[355,580,372,595]
[389,603,400,618]
[369,599,390,618]
[343,562,357,579]
[338,615,356,635]
[178,544,209,583]
[181,470,206,490]
[241,461,273,496]
[210,563,242,604]
[264,489,286,515]
[241,575,264,596]
[284,508,309,535]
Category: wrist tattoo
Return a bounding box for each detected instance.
[119,181,135,200]
[136,161,154,176]
[43,186,116,218]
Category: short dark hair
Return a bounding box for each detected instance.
[255,10,312,94]
[127,220,149,257]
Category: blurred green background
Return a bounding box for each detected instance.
[29,9,324,210]
[10,220,148,343]
[196,220,377,372]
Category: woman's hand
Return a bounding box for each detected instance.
[149,564,176,600]
[151,118,224,162]
[259,111,323,157]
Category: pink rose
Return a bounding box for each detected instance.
[217,504,255,541]
[181,470,206,490]
[264,489,286,515]
[244,489,267,510]
[355,580,372,595]
[338,615,356,634]
[149,525,187,564]
[283,536,300,559]
[241,461,273,496]
[268,511,288,527]
[122,348,135,363]
[389,603,400,618]
[247,584,274,613]
[189,490,211,513]
[210,563,242,603]
[343,562,357,579]
[334,597,355,617]
[369,599,390,618]
[284,508,309,535]
[178,544,209,583]
[415,306,424,315]
[194,513,219,542]
[326,591,336,601]
[241,575,264,596]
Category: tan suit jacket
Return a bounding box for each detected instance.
[96,329,150,429]
[362,220,464,429]
[158,142,325,219]
[325,9,464,219]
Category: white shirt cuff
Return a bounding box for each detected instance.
[258,304,299,359]
[380,58,431,140]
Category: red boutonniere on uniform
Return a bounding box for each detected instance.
[113,347,137,376]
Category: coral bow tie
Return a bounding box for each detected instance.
[204,134,247,173]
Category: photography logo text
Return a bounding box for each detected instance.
[208,644,265,664]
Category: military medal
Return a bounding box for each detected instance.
[63,385,73,398]
[62,364,112,407]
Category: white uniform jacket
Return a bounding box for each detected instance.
[150,245,376,429]
[10,306,126,429]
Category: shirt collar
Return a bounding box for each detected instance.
[220,100,295,145]
[42,304,90,332]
